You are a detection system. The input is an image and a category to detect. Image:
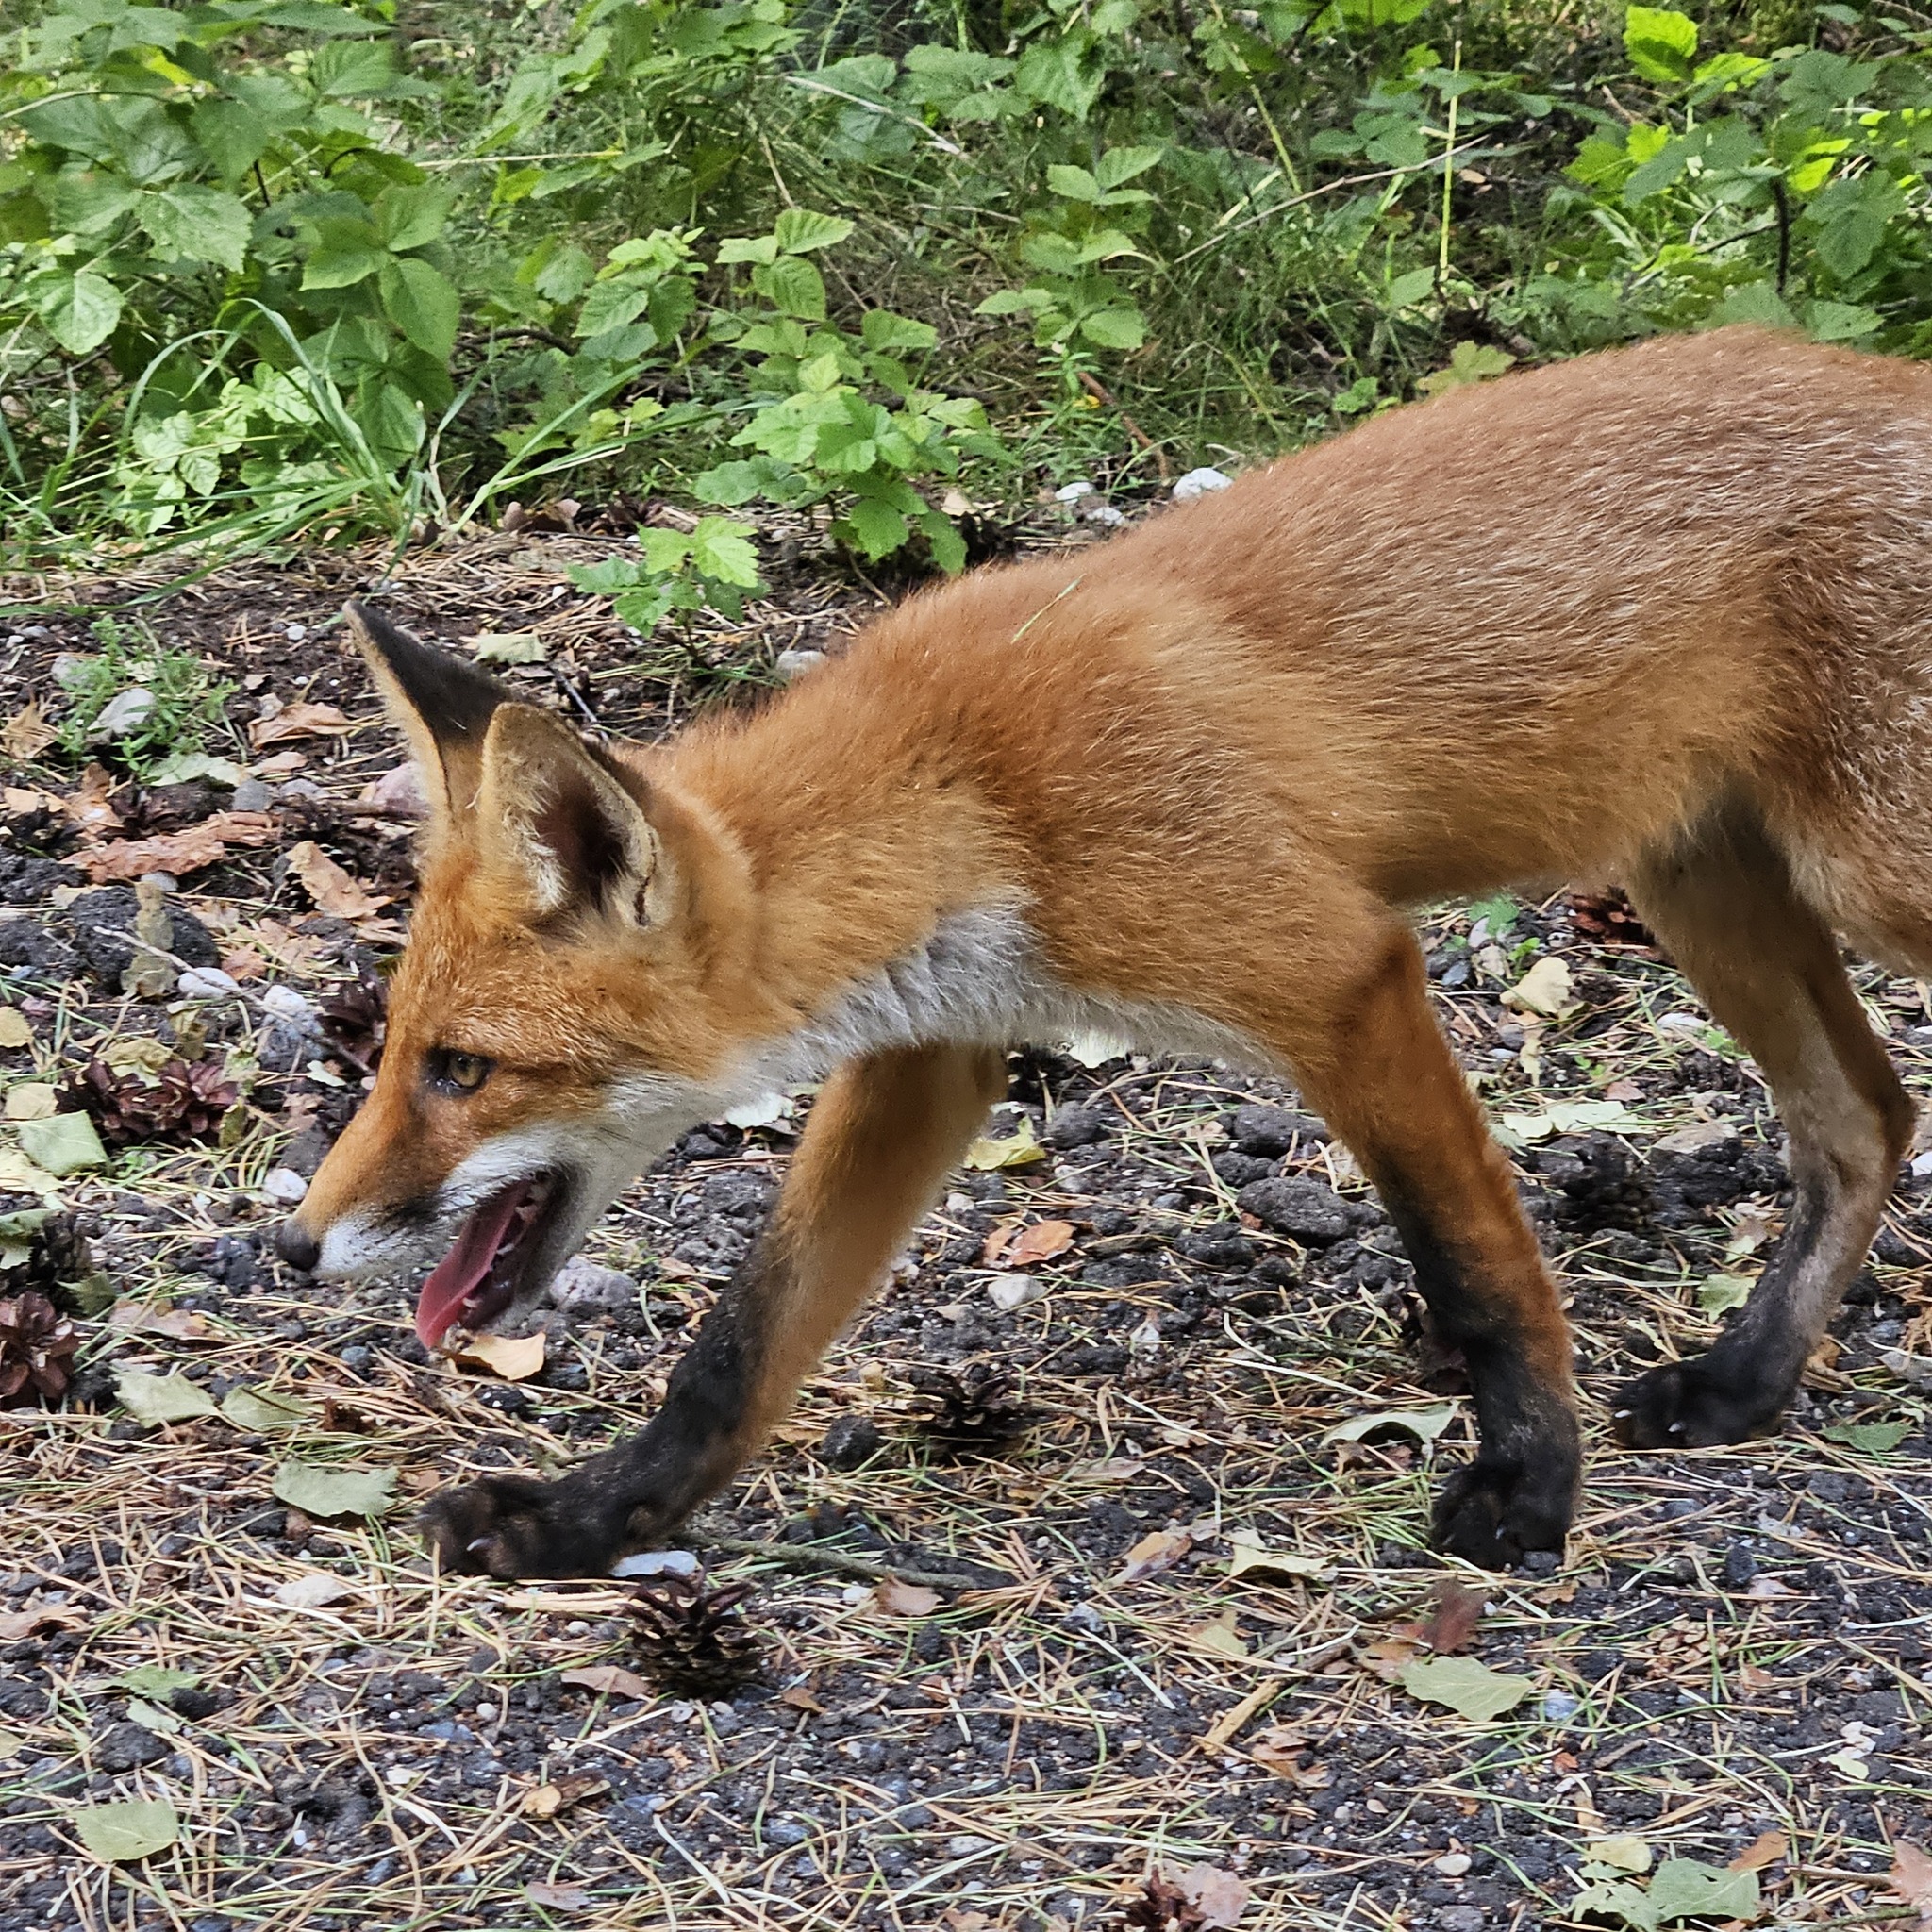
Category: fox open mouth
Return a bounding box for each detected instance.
[416,1171,567,1350]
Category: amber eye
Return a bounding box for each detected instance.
[431,1049,493,1095]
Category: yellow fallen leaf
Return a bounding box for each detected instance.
[964,1118,1047,1170]
[449,1330,546,1381]
[1503,954,1574,1019]
[4,1083,57,1122]
[1186,1610,1250,1659]
[0,1010,32,1050]
[1115,1527,1191,1585]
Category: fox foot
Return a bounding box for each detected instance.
[1430,1454,1575,1570]
[419,1474,641,1580]
[1612,1356,1790,1450]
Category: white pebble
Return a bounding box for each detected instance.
[261,1168,308,1206]
[1172,465,1233,501]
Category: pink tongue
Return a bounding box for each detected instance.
[416,1182,529,1349]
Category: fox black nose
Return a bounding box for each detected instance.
[275,1221,320,1273]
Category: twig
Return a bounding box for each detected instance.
[1076,374,1172,482]
[701,1534,1013,1592]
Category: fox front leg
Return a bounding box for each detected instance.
[420,1041,1007,1579]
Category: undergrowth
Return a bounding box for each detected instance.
[1,0,1928,585]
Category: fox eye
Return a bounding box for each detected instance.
[430,1049,493,1096]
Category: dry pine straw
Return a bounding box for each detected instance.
[4,533,1932,1932]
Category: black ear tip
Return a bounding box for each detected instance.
[346,601,511,741]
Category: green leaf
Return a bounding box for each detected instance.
[1078,306,1145,350]
[74,1798,180,1863]
[861,310,938,353]
[752,256,827,321]
[16,1111,108,1175]
[116,1368,217,1425]
[1400,1656,1536,1723]
[1387,267,1437,309]
[718,235,780,265]
[689,517,763,590]
[773,208,855,255]
[117,1665,199,1697]
[575,279,657,338]
[1096,145,1163,189]
[1047,163,1102,202]
[964,1118,1047,1169]
[1624,7,1698,85]
[1814,208,1887,279]
[29,271,124,357]
[141,186,249,272]
[301,219,385,290]
[375,183,453,252]
[1823,1417,1912,1454]
[272,1459,396,1519]
[378,258,459,359]
[1573,1878,1660,1932]
[1015,30,1106,120]
[1324,1402,1457,1444]
[219,1386,312,1431]
[1698,1274,1752,1316]
[1646,1858,1759,1924]
[1708,281,1795,330]
[1805,299,1881,342]
[312,39,399,97]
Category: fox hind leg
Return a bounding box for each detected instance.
[1614,803,1913,1449]
[421,1041,1007,1578]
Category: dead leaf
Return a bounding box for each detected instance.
[1005,1219,1075,1267]
[0,1010,32,1050]
[873,1578,941,1617]
[446,1330,546,1381]
[525,1881,592,1911]
[1360,1633,1424,1681]
[1604,1077,1643,1102]
[107,1301,214,1341]
[1420,1579,1485,1654]
[1115,1527,1191,1586]
[560,1664,654,1700]
[64,765,123,838]
[1890,1843,1932,1925]
[0,1604,84,1641]
[1248,1726,1330,1788]
[520,1774,609,1819]
[4,1083,57,1121]
[1185,1610,1249,1659]
[358,764,429,818]
[1175,1862,1252,1929]
[77,811,278,884]
[248,701,354,748]
[273,1573,361,1608]
[1731,1831,1788,1874]
[2,701,58,760]
[777,1684,826,1714]
[254,749,308,774]
[1503,955,1574,1019]
[285,840,390,919]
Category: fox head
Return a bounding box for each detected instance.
[276,604,770,1348]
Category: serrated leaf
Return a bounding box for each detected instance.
[1399,1656,1535,1722]
[471,630,548,664]
[219,1386,311,1431]
[773,208,854,254]
[378,257,459,359]
[1646,1858,1758,1924]
[141,186,249,272]
[751,255,826,321]
[30,271,124,357]
[115,1368,217,1424]
[1624,6,1698,84]
[272,1459,396,1520]
[1699,1273,1752,1315]
[1823,1417,1912,1455]
[74,1797,180,1862]
[689,517,762,589]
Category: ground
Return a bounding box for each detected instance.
[5,509,1932,1932]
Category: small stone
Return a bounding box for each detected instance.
[177,966,242,1000]
[1237,1174,1356,1243]
[1722,1541,1757,1590]
[547,1257,639,1314]
[286,624,307,641]
[231,777,273,812]
[947,1834,995,1858]
[261,1168,308,1206]
[96,1720,168,1772]
[1172,465,1233,501]
[821,1412,882,1470]
[1541,1690,1580,1723]
[1434,1851,1473,1877]
[774,648,826,681]
[896,1802,936,1830]
[766,1818,809,1847]
[1053,480,1095,502]
[1042,1104,1106,1149]
[609,1549,701,1579]
[1437,1908,1485,1932]
[86,687,157,744]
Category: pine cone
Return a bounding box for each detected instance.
[1120,1874,1206,1932]
[907,1361,1032,1457]
[63,1056,238,1147]
[318,966,387,1073]
[625,1572,762,1695]
[0,1291,80,1408]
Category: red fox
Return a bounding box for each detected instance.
[277,326,1929,1579]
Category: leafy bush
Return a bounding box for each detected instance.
[53,618,234,775]
[2,0,1927,589]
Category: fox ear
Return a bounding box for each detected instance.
[475,705,667,924]
[344,601,509,817]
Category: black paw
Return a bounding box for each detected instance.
[1431,1455,1575,1570]
[418,1474,628,1580]
[1611,1357,1787,1450]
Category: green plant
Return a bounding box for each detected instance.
[566,515,762,632]
[51,618,235,775]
